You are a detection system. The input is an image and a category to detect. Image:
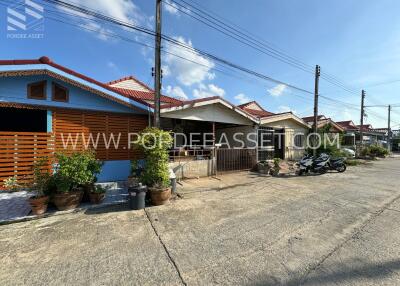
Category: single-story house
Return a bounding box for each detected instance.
[302,115,345,133]
[0,56,155,186]
[159,97,260,177]
[337,121,387,148]
[239,101,309,160]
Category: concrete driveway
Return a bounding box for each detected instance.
[1,158,400,285]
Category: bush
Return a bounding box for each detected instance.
[31,157,52,197]
[135,127,173,188]
[306,144,346,158]
[55,151,102,189]
[361,145,388,158]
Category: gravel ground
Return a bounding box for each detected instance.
[0,158,399,286]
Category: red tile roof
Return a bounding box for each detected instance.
[302,115,326,122]
[112,87,182,105]
[336,120,358,131]
[237,101,275,118]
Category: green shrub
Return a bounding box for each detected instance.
[361,145,388,158]
[306,144,346,158]
[135,127,173,188]
[55,151,102,189]
[3,176,20,192]
[31,157,52,197]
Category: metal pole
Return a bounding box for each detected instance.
[359,90,366,151]
[388,105,391,153]
[313,65,321,156]
[153,0,162,128]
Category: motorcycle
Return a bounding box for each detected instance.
[298,153,346,175]
[297,154,315,175]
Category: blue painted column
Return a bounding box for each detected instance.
[47,110,52,132]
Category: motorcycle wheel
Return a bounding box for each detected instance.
[336,165,347,173]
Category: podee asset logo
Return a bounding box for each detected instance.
[7,0,44,39]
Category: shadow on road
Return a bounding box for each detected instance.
[251,259,400,286]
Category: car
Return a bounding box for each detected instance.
[341,148,356,158]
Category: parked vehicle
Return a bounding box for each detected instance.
[341,148,356,158]
[298,153,346,175]
[298,154,315,175]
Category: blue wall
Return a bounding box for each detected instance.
[0,75,146,182]
[97,160,131,182]
[0,75,140,114]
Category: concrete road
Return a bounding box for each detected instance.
[1,158,400,285]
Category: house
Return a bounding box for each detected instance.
[336,120,359,147]
[0,56,156,185]
[302,115,345,133]
[337,121,387,147]
[160,97,260,177]
[239,101,310,160]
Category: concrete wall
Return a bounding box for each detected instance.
[262,119,308,160]
[0,75,137,114]
[169,159,215,180]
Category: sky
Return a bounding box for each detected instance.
[1,0,400,128]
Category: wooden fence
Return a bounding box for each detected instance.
[0,132,55,188]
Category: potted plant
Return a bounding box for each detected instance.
[28,158,51,215]
[52,151,101,211]
[136,127,173,206]
[81,151,103,202]
[271,158,281,176]
[89,185,106,204]
[3,176,20,192]
[127,160,140,187]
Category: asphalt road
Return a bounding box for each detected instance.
[1,158,400,285]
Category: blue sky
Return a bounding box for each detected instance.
[1,0,400,128]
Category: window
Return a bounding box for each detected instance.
[52,83,69,102]
[27,81,46,100]
[294,134,305,148]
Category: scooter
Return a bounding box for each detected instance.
[297,154,315,175]
[298,153,347,175]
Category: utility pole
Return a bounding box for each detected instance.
[313,65,321,156]
[388,105,391,153]
[359,90,366,151]
[153,0,162,128]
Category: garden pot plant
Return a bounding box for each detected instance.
[53,151,101,211]
[89,185,106,204]
[136,127,173,206]
[28,158,51,215]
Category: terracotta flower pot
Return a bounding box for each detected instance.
[53,190,83,211]
[149,187,171,206]
[28,196,49,215]
[89,192,105,204]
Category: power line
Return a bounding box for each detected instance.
[167,0,363,97]
[38,0,315,96]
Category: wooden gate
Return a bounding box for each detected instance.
[216,148,257,173]
[0,132,55,188]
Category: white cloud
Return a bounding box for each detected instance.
[234,93,251,104]
[207,72,216,80]
[165,85,188,100]
[268,84,287,97]
[208,84,225,97]
[164,36,216,86]
[193,83,225,99]
[164,0,179,15]
[58,0,152,39]
[278,105,297,114]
